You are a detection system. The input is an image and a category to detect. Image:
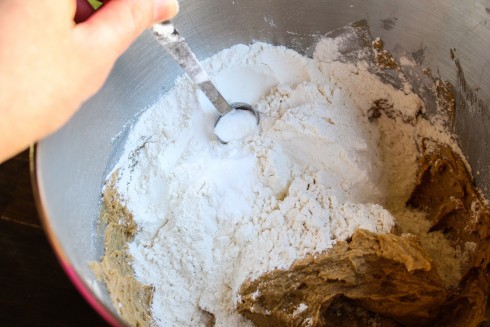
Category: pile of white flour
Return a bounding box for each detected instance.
[107,40,459,326]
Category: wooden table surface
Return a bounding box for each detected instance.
[0,150,108,326]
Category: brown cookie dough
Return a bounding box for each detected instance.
[237,229,447,327]
[91,174,154,327]
[237,144,489,327]
[372,38,399,70]
[408,143,490,327]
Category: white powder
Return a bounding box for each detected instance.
[108,40,461,326]
[293,303,308,317]
[214,109,258,143]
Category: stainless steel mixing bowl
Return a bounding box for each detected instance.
[32,0,490,325]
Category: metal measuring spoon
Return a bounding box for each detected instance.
[152,21,260,143]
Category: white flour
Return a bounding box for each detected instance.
[108,41,460,326]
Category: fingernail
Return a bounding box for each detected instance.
[155,0,179,22]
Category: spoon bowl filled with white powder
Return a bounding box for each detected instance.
[214,103,260,143]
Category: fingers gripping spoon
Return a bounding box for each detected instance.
[152,21,260,144]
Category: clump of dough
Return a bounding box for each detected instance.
[238,229,446,327]
[91,173,154,327]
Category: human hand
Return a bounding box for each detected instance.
[0,0,179,163]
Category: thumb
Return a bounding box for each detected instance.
[76,0,179,55]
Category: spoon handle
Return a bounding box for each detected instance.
[152,21,231,116]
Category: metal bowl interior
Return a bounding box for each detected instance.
[33,0,490,324]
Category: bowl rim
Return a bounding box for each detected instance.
[29,145,125,327]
